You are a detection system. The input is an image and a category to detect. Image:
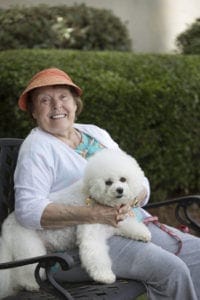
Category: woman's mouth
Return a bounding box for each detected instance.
[50,113,67,119]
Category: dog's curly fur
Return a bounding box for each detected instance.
[0,149,151,298]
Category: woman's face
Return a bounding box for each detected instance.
[31,85,77,137]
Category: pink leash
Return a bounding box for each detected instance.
[143,216,183,255]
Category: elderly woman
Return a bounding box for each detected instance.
[15,67,200,300]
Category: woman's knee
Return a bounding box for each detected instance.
[144,246,191,282]
[112,241,190,283]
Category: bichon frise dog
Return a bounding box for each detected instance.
[0,149,151,298]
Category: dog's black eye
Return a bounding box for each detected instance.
[105,179,113,186]
[120,177,126,182]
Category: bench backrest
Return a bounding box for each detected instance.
[0,138,23,232]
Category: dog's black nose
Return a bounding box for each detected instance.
[116,187,123,194]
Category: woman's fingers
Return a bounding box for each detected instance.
[115,204,131,223]
[92,203,132,227]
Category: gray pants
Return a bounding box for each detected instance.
[54,222,200,300]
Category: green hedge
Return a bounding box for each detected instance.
[0,4,131,51]
[0,49,199,202]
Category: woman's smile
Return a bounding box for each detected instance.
[49,113,68,119]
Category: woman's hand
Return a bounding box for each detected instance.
[91,203,131,227]
[41,203,131,229]
[133,187,148,207]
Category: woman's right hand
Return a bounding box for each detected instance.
[91,203,131,227]
[41,202,131,229]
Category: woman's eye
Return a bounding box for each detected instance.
[120,177,126,182]
[40,97,50,104]
[105,179,113,186]
[60,94,69,101]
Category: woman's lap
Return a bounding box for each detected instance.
[108,222,200,299]
[108,223,193,280]
[54,222,200,299]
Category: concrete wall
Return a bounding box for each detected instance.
[0,0,199,53]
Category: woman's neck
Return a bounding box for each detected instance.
[52,128,82,148]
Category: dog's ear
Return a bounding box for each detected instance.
[89,179,105,200]
[82,178,105,202]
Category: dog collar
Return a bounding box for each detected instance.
[85,197,94,206]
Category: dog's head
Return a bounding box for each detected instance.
[82,149,145,207]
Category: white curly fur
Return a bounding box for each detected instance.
[0,149,151,298]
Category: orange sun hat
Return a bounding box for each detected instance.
[18,68,83,111]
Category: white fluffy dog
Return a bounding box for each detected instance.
[0,149,151,298]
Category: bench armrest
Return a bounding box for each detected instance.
[144,195,200,233]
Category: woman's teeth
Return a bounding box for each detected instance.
[51,114,66,119]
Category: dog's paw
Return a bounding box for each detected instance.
[138,231,151,242]
[128,229,151,242]
[21,281,40,292]
[91,270,116,284]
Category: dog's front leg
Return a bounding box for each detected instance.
[116,217,151,242]
[77,224,116,284]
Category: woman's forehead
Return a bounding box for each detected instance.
[31,85,71,97]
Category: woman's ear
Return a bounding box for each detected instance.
[32,111,37,120]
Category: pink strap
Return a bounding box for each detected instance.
[143,216,183,255]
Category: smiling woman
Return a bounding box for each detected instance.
[15,67,133,230]
[3,67,199,299]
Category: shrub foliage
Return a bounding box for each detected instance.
[0,4,131,51]
[0,50,199,202]
[176,18,200,54]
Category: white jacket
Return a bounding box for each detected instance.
[14,124,150,229]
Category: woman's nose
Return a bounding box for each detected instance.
[51,98,62,109]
